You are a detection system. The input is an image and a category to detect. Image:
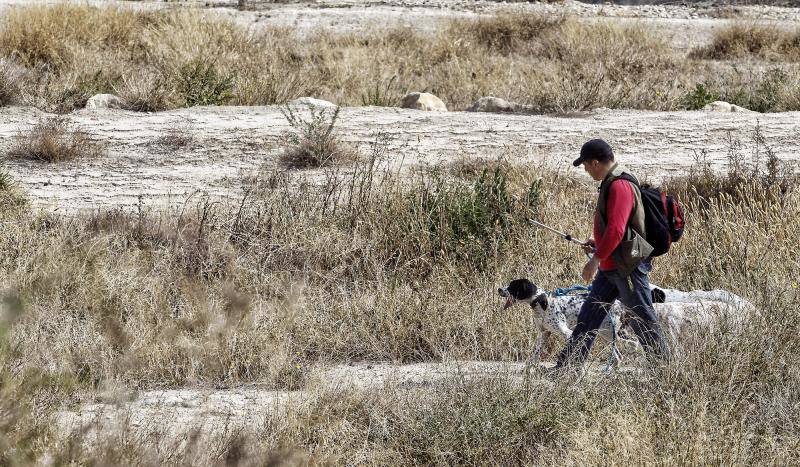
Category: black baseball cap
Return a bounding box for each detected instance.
[572,139,614,167]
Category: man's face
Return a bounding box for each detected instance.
[581,159,605,181]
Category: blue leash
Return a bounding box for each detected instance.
[552,284,592,297]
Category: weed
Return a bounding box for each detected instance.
[7,117,103,163]
[155,120,195,151]
[360,75,401,107]
[279,105,355,169]
[176,60,234,107]
[693,23,800,61]
[682,83,720,110]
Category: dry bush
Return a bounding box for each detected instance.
[693,23,800,61]
[665,123,798,207]
[0,58,26,106]
[279,105,356,169]
[448,12,565,55]
[114,69,175,112]
[154,119,195,151]
[6,117,103,163]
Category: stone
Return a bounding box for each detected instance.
[466,96,516,113]
[85,94,123,109]
[400,92,447,112]
[288,97,337,108]
[703,101,753,113]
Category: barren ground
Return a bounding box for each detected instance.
[1,105,798,212]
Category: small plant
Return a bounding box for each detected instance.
[7,117,103,163]
[682,83,719,110]
[155,120,194,151]
[117,69,174,112]
[279,104,355,169]
[176,60,234,107]
[361,75,401,107]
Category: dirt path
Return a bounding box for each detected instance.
[56,360,624,446]
[1,105,798,212]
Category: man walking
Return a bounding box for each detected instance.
[554,139,670,370]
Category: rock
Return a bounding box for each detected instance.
[702,101,753,113]
[466,96,516,113]
[288,97,337,108]
[85,94,123,110]
[400,92,447,112]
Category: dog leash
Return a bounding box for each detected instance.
[552,284,592,297]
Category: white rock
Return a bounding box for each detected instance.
[703,101,753,113]
[288,97,337,108]
[466,96,516,113]
[85,94,123,109]
[400,92,447,112]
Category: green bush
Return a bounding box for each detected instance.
[176,60,233,107]
[413,165,517,268]
[682,83,719,110]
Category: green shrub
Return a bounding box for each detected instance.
[722,68,786,113]
[360,75,402,107]
[176,60,233,107]
[682,83,719,110]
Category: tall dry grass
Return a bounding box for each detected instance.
[692,22,800,61]
[0,126,797,463]
[2,5,800,113]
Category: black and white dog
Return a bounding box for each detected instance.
[498,278,753,366]
[498,279,642,366]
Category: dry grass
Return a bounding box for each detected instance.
[693,23,800,61]
[1,5,799,113]
[0,126,797,463]
[279,105,356,169]
[6,117,103,163]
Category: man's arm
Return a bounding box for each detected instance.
[593,179,634,261]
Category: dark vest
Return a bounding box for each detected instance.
[595,163,653,276]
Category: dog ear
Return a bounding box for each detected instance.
[535,293,548,311]
[651,287,666,304]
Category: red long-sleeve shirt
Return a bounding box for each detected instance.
[593,179,635,271]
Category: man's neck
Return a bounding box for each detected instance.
[597,162,617,182]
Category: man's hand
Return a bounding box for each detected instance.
[581,256,600,282]
[582,238,596,255]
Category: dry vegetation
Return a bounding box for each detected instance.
[279,105,356,168]
[0,125,798,463]
[1,5,800,113]
[693,22,800,61]
[6,117,103,163]
[1,3,800,464]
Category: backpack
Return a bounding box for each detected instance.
[639,185,686,256]
[618,175,685,257]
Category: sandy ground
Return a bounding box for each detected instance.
[1,105,798,212]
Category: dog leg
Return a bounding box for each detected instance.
[525,330,546,373]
